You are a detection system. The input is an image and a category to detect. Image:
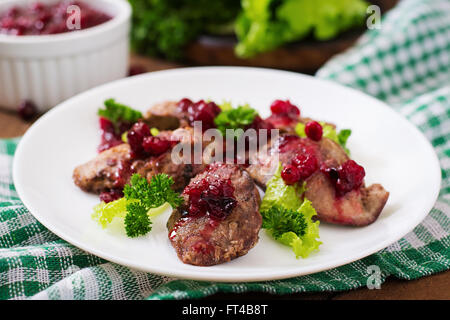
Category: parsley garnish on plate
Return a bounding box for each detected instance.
[261,205,307,239]
[92,173,183,238]
[214,104,258,137]
[260,164,321,259]
[98,98,143,125]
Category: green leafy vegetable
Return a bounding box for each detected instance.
[92,173,183,238]
[124,202,152,238]
[150,127,160,136]
[294,122,352,154]
[260,163,305,212]
[337,129,352,154]
[98,98,143,125]
[218,101,233,112]
[214,104,258,137]
[128,0,241,60]
[260,163,321,258]
[235,0,368,58]
[92,197,130,228]
[122,173,183,237]
[322,123,338,142]
[261,205,307,239]
[124,173,183,210]
[121,131,128,143]
[294,122,306,138]
[129,0,368,60]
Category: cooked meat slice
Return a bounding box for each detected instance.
[143,101,189,130]
[167,163,262,266]
[246,134,389,226]
[305,173,389,226]
[73,128,206,194]
[73,143,130,193]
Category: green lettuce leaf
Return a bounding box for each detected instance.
[92,197,130,228]
[235,0,368,58]
[260,164,321,258]
[260,163,305,212]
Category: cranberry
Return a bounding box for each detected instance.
[177,99,221,131]
[266,100,301,129]
[4,7,19,18]
[98,117,124,153]
[270,100,300,116]
[99,117,113,131]
[99,189,124,203]
[305,121,323,141]
[183,167,237,221]
[113,160,133,188]
[177,98,193,112]
[142,136,171,156]
[17,100,37,121]
[291,153,319,180]
[127,121,151,158]
[322,160,365,197]
[128,65,147,77]
[281,164,301,185]
[335,160,365,196]
[191,100,221,130]
[126,121,173,158]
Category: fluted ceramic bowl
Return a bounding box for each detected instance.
[0,0,131,112]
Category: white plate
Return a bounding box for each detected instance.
[13,67,441,282]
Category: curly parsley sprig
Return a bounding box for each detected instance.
[98,98,143,126]
[261,205,307,239]
[214,104,258,138]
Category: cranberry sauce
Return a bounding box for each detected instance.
[127,121,174,159]
[244,114,275,144]
[277,135,302,153]
[177,98,221,131]
[99,189,123,203]
[17,100,37,121]
[321,160,365,197]
[112,159,133,189]
[98,117,126,153]
[266,100,301,128]
[277,134,365,197]
[181,165,237,221]
[278,135,320,185]
[0,1,112,36]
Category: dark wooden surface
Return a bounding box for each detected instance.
[0,54,448,300]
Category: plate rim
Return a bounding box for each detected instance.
[12,66,442,282]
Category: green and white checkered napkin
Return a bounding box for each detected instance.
[1,0,449,300]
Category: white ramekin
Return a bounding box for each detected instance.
[0,0,131,112]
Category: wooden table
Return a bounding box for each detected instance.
[1,56,448,300]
